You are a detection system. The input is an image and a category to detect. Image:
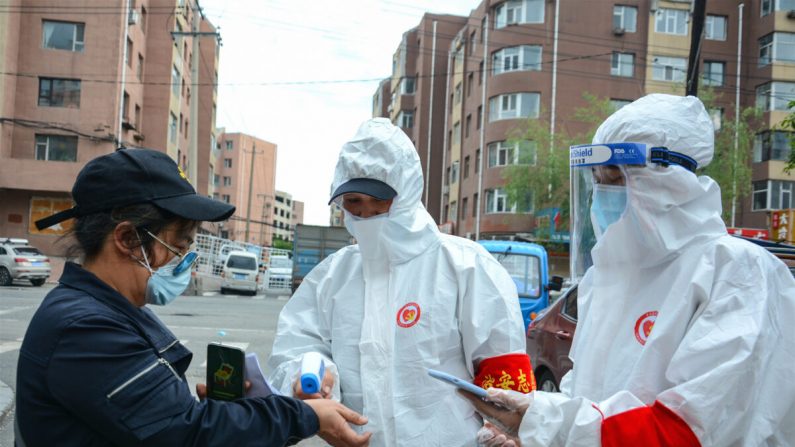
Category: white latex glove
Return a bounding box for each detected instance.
[460,388,534,438]
[477,422,519,447]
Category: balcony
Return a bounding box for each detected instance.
[0,157,83,192]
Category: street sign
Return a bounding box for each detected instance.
[771,210,795,244]
[727,227,769,240]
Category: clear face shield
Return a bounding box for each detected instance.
[569,143,697,280]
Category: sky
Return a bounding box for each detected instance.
[199,0,478,225]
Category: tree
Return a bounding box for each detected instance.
[502,93,614,240]
[778,100,795,173]
[272,237,293,251]
[698,87,760,225]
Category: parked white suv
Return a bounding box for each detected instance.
[0,238,51,287]
[220,250,260,295]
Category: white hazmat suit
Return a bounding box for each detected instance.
[267,118,526,446]
[480,94,795,447]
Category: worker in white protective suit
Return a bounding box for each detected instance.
[267,118,532,446]
[466,94,795,447]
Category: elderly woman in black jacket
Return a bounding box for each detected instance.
[16,148,371,447]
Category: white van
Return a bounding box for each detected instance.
[220,250,259,295]
[267,255,293,290]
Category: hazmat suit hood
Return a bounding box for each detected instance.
[331,118,440,263]
[590,94,727,268]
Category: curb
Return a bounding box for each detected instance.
[0,380,13,425]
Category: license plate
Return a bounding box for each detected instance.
[32,262,44,267]
[234,273,247,279]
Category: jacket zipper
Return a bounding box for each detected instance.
[107,358,181,399]
[159,339,179,354]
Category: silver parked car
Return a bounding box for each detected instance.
[0,238,51,286]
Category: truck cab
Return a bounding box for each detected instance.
[478,240,562,330]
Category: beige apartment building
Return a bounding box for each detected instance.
[380,0,794,242]
[0,0,221,255]
[272,190,304,242]
[214,132,277,246]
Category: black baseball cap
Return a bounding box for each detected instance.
[328,178,398,205]
[35,148,236,230]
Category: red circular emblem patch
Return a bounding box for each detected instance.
[634,311,658,345]
[396,302,421,328]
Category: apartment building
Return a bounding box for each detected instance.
[272,190,304,242]
[388,14,469,221]
[0,0,221,254]
[214,132,277,246]
[378,0,794,241]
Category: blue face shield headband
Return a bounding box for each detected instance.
[568,142,699,280]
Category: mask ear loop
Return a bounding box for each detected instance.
[133,231,155,275]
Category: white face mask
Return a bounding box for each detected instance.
[344,211,390,259]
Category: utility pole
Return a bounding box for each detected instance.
[244,145,262,242]
[686,0,708,96]
[257,193,272,246]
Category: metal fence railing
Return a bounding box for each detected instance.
[194,234,292,292]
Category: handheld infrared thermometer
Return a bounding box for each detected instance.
[300,352,326,395]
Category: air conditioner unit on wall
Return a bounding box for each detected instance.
[787,10,795,19]
[613,27,625,36]
[128,9,139,25]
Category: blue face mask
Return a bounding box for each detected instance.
[590,184,627,237]
[136,234,193,306]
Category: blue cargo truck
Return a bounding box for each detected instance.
[478,240,563,329]
[292,224,354,293]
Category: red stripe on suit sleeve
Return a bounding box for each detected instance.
[601,401,700,447]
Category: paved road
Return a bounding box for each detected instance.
[0,283,327,446]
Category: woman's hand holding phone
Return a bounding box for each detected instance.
[457,387,531,438]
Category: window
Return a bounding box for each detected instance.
[172,65,180,95]
[141,6,147,31]
[169,113,177,143]
[467,72,474,97]
[126,38,133,66]
[756,82,795,111]
[613,5,637,32]
[475,149,481,173]
[137,54,144,79]
[464,155,471,179]
[454,83,462,104]
[654,8,688,35]
[451,160,460,184]
[222,176,232,186]
[470,31,477,55]
[493,45,542,75]
[35,135,77,162]
[753,180,795,210]
[473,193,479,216]
[400,77,416,94]
[122,92,130,121]
[462,197,468,220]
[495,0,544,28]
[488,140,537,167]
[224,158,232,168]
[445,167,450,186]
[477,106,482,129]
[42,20,84,52]
[758,33,795,67]
[485,188,532,213]
[213,174,219,186]
[398,110,414,129]
[705,15,727,41]
[134,104,141,127]
[465,114,471,138]
[479,61,484,85]
[651,56,686,82]
[754,131,793,162]
[452,122,461,146]
[222,194,231,204]
[449,201,458,222]
[762,0,795,16]
[709,108,723,131]
[611,52,634,77]
[610,98,632,110]
[703,61,725,86]
[489,93,540,121]
[38,78,80,108]
[226,140,233,150]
